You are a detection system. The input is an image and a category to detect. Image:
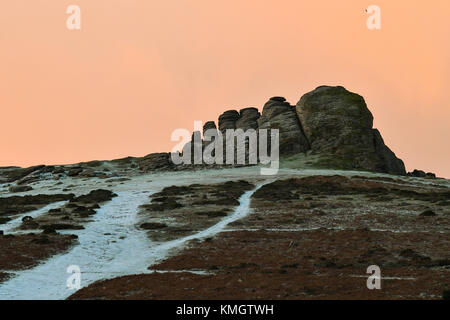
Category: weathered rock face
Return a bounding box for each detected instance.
[0,165,46,183]
[202,122,218,158]
[203,121,217,135]
[372,129,406,175]
[258,97,310,155]
[296,86,374,154]
[168,85,406,175]
[138,153,173,172]
[236,107,260,130]
[218,110,239,132]
[296,86,405,175]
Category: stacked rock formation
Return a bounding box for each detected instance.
[138,85,407,175]
[203,121,217,135]
[236,108,260,130]
[218,110,240,132]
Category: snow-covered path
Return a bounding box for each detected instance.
[0,190,152,300]
[145,184,264,266]
[0,183,262,300]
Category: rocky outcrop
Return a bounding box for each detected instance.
[0,86,413,177]
[236,108,260,130]
[218,110,239,132]
[9,185,33,193]
[372,129,406,175]
[138,153,173,172]
[71,189,117,203]
[157,86,407,175]
[67,167,83,177]
[202,122,218,158]
[16,175,40,185]
[203,121,217,135]
[407,169,436,179]
[296,86,405,175]
[296,87,373,153]
[258,97,310,155]
[0,165,46,183]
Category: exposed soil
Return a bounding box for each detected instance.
[0,233,78,284]
[70,227,449,300]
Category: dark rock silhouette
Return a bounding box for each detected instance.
[218,110,240,132]
[296,86,374,154]
[407,169,436,179]
[296,86,405,174]
[179,85,406,175]
[372,129,406,175]
[138,153,173,172]
[236,108,260,130]
[164,86,406,175]
[0,86,409,177]
[203,121,217,135]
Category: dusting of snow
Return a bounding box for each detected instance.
[0,190,152,300]
[143,183,266,267]
[1,166,447,300]
[0,179,264,300]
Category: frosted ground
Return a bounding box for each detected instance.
[0,167,448,299]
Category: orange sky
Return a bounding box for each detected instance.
[1,0,449,177]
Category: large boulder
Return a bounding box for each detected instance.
[296,86,405,174]
[296,86,374,153]
[202,121,219,159]
[236,107,260,130]
[203,121,217,135]
[258,97,310,155]
[218,110,239,132]
[182,131,203,164]
[226,108,261,164]
[9,185,33,193]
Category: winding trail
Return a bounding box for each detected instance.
[0,184,263,300]
[0,190,151,300]
[145,184,264,266]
